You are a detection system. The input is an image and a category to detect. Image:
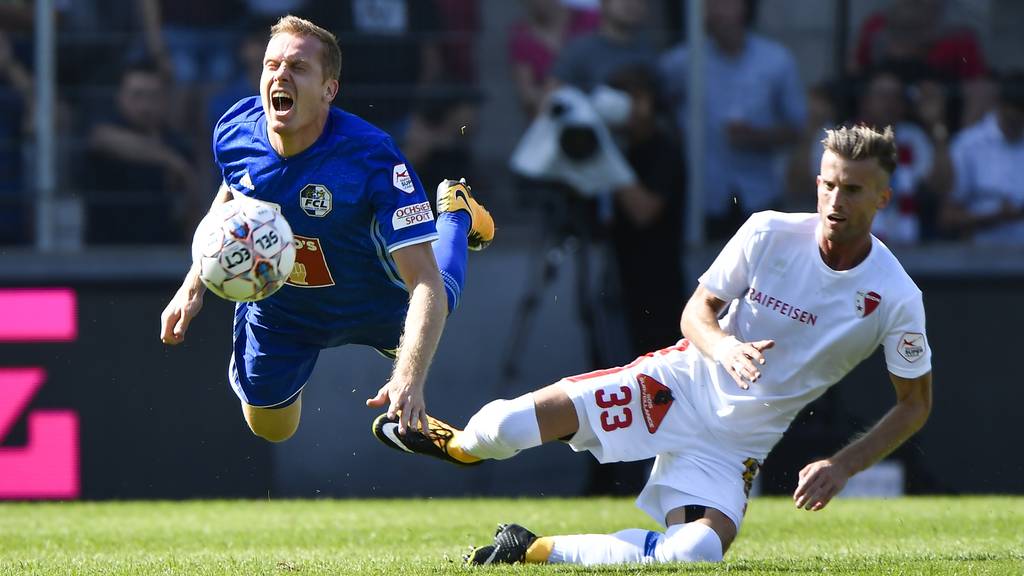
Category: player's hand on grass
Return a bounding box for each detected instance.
[366,378,429,435]
[793,459,851,511]
[713,336,775,389]
[160,284,204,345]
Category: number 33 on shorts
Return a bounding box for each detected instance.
[595,386,633,431]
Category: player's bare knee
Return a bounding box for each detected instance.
[241,401,300,443]
[532,383,579,442]
[705,509,737,552]
[243,412,299,443]
[253,429,294,443]
[247,421,297,443]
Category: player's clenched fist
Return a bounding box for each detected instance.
[713,335,775,389]
[793,459,851,511]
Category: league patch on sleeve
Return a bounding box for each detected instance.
[898,332,926,362]
[392,202,434,230]
[393,163,415,193]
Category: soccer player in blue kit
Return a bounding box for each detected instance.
[158,15,494,442]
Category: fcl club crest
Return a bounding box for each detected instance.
[299,184,332,217]
[855,290,881,318]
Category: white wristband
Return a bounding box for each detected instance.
[712,335,741,364]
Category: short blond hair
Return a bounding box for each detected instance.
[822,125,897,175]
[270,15,342,82]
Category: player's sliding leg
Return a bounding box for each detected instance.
[455,382,577,459]
[458,367,743,567]
[465,508,730,566]
[431,178,495,313]
[241,395,302,443]
[372,382,576,464]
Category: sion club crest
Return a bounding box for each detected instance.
[855,290,881,318]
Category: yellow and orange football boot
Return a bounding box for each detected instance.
[436,178,495,251]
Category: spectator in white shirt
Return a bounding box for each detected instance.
[943,73,1024,244]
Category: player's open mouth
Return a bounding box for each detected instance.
[271,91,294,114]
[827,214,845,223]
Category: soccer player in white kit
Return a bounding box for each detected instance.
[373,125,933,566]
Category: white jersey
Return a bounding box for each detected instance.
[690,211,932,457]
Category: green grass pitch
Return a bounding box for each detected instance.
[1,497,1020,575]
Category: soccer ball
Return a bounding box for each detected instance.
[191,197,296,302]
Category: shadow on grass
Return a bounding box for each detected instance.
[455,553,1023,575]
[473,560,822,574]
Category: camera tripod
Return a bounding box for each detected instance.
[497,181,612,395]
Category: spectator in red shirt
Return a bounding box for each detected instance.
[851,0,994,136]
[850,0,987,81]
[508,0,600,117]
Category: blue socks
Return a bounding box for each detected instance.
[432,211,470,313]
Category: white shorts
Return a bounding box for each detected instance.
[557,342,760,531]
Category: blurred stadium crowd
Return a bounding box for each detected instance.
[0,0,1020,253]
[1,0,1022,503]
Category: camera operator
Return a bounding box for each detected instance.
[510,59,681,499]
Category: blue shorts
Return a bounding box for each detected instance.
[228,303,402,408]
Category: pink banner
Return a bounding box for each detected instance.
[0,288,81,499]
[0,410,80,499]
[0,367,44,440]
[0,288,78,342]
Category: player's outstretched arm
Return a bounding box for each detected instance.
[793,371,932,511]
[160,264,206,345]
[159,184,235,345]
[366,242,446,435]
[681,284,775,389]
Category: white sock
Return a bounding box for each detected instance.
[548,529,654,565]
[458,393,542,460]
[548,523,723,565]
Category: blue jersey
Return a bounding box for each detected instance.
[213,97,438,343]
